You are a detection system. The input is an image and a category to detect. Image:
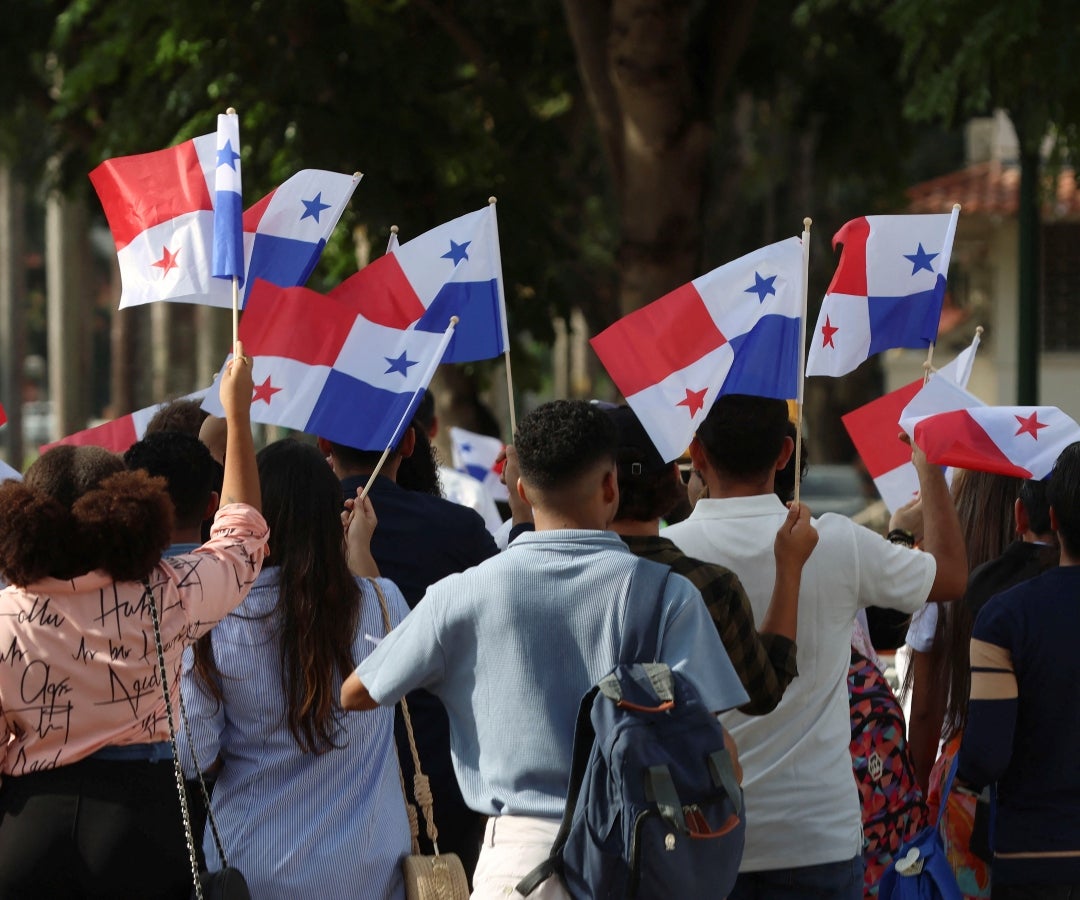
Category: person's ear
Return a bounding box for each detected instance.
[1050,506,1060,534]
[775,435,795,471]
[601,467,618,506]
[204,491,221,523]
[1014,498,1029,536]
[316,436,332,457]
[688,437,709,471]
[398,426,417,459]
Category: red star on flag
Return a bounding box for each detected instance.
[676,387,708,417]
[821,315,838,348]
[1014,410,1048,440]
[252,376,282,405]
[151,245,180,276]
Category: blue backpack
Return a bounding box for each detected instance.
[517,560,746,899]
[877,757,964,900]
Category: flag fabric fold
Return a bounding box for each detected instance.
[202,280,455,451]
[212,111,245,284]
[450,426,509,502]
[900,402,1080,480]
[590,236,804,462]
[842,335,982,512]
[90,138,360,309]
[806,212,958,377]
[40,389,209,455]
[330,205,507,364]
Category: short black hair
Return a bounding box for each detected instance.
[515,400,616,492]
[1019,478,1052,536]
[1047,442,1080,557]
[145,398,209,438]
[124,431,215,529]
[327,441,393,471]
[696,394,790,480]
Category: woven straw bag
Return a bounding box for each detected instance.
[371,580,470,900]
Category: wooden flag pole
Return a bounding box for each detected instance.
[794,217,812,507]
[923,202,962,385]
[359,316,460,502]
[488,196,517,437]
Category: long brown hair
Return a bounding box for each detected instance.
[936,469,1022,740]
[193,439,361,754]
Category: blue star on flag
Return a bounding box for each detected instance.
[300,192,332,223]
[903,243,938,275]
[441,239,471,265]
[216,140,241,169]
[384,351,419,377]
[744,272,777,304]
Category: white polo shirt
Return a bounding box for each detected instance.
[663,493,936,872]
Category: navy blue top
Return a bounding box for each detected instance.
[959,565,1080,885]
[341,474,497,607]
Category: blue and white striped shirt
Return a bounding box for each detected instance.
[180,570,411,899]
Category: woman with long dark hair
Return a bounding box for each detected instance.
[182,438,411,898]
[0,354,265,899]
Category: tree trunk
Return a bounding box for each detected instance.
[0,167,26,465]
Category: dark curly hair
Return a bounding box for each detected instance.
[144,398,209,438]
[696,394,790,480]
[124,431,215,529]
[0,446,173,585]
[515,400,616,493]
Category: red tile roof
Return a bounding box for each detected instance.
[906,160,1080,219]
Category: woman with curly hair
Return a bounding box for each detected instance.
[0,353,267,899]
[182,438,412,899]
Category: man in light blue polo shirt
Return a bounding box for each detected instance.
[343,399,749,900]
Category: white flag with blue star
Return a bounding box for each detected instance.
[212,111,245,283]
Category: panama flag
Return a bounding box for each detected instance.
[842,332,981,511]
[806,211,959,377]
[330,204,507,364]
[900,401,1080,480]
[591,237,803,462]
[450,426,509,502]
[212,111,244,284]
[202,280,457,451]
[40,389,209,455]
[90,136,360,309]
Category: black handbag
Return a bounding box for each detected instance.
[144,580,251,900]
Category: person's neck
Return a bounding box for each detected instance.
[532,509,609,532]
[705,471,774,500]
[610,518,661,537]
[338,461,399,483]
[171,526,203,546]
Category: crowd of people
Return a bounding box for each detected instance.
[0,357,1077,900]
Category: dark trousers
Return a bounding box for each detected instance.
[0,757,190,899]
[729,854,865,900]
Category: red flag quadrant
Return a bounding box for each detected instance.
[40,389,209,455]
[90,137,359,310]
[591,237,804,462]
[202,280,454,451]
[841,380,922,513]
[331,204,507,364]
[807,213,957,377]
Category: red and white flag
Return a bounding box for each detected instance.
[40,389,209,455]
[901,403,1080,480]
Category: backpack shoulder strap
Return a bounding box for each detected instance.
[619,556,672,664]
[516,556,671,896]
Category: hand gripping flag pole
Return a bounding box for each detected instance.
[359,316,460,502]
[793,217,812,507]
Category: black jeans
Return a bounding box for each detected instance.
[0,757,190,899]
[994,885,1080,900]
